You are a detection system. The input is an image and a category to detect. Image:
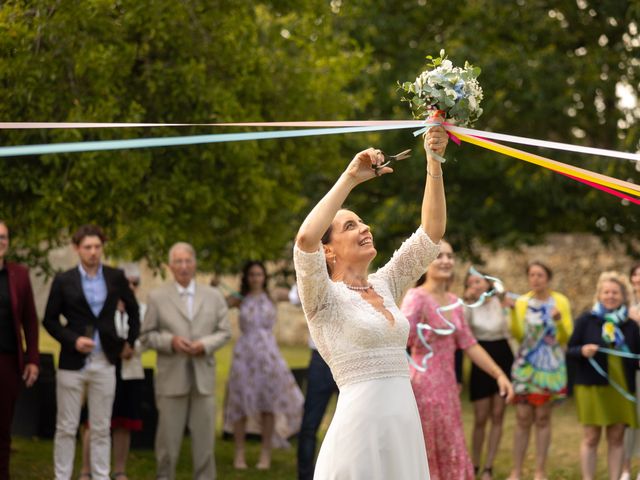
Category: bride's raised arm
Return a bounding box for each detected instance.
[372,124,449,301]
[295,148,391,253]
[421,122,447,243]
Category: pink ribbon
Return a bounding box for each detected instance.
[560,172,640,205]
[0,120,425,129]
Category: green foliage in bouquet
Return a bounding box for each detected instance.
[399,50,483,126]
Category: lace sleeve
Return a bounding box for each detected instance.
[371,227,440,304]
[293,243,331,324]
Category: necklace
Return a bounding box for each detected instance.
[344,283,373,292]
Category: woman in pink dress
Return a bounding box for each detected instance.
[401,242,514,480]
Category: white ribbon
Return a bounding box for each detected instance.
[445,125,640,162]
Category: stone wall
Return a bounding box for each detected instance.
[29,233,635,347]
[463,233,633,318]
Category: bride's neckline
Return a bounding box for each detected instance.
[340,280,396,325]
[344,282,373,292]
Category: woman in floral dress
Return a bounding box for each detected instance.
[224,261,304,470]
[507,261,572,480]
[402,242,514,480]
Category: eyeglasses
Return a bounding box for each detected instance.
[171,258,194,266]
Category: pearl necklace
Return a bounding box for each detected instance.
[344,283,373,292]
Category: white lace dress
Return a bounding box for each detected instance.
[294,227,439,480]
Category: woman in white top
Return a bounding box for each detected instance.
[294,123,448,479]
[463,270,514,480]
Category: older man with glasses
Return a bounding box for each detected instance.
[141,242,231,480]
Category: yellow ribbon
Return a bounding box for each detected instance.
[452,131,640,197]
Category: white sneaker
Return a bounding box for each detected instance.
[619,472,630,480]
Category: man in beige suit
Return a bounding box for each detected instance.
[141,242,231,480]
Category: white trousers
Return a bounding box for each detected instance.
[155,389,216,480]
[53,354,116,480]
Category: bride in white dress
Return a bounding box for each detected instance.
[293,124,448,479]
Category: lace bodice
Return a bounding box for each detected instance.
[293,227,440,388]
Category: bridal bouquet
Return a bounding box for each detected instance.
[399,50,483,126]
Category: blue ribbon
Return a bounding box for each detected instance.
[216,281,243,300]
[599,347,640,359]
[0,123,440,158]
[585,347,640,403]
[412,125,447,163]
[407,328,435,373]
[588,356,637,403]
[408,267,507,373]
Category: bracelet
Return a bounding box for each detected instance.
[427,168,443,179]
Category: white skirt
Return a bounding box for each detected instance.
[314,376,430,480]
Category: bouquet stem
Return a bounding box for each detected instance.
[425,112,447,163]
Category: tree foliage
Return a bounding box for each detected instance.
[0,0,370,274]
[0,0,639,275]
[332,0,640,262]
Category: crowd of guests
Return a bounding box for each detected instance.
[2,212,640,480]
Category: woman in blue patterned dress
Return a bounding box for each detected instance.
[507,261,572,480]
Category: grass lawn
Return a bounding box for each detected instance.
[10,332,632,478]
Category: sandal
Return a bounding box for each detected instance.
[256,460,271,470]
[233,458,248,470]
[256,452,271,470]
[480,467,492,480]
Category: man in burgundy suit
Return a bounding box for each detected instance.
[0,220,39,480]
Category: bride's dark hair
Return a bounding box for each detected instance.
[320,207,352,276]
[321,224,334,275]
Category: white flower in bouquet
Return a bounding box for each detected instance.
[399,50,483,127]
[440,59,453,71]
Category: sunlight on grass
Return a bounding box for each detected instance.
[15,335,623,479]
[14,337,314,479]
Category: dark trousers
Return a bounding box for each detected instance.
[455,348,463,384]
[297,350,338,480]
[0,354,20,480]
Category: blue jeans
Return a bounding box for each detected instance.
[297,350,338,480]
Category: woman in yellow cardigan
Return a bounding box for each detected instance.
[507,261,573,480]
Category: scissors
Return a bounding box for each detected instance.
[373,149,412,176]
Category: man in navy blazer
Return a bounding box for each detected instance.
[0,220,39,480]
[43,225,139,480]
